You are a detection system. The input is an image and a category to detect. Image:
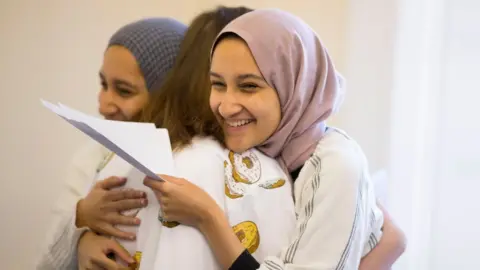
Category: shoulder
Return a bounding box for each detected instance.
[185,136,224,153]
[190,136,224,149]
[174,137,226,192]
[71,140,107,159]
[297,128,367,191]
[69,140,109,172]
[310,127,366,174]
[294,128,369,206]
[175,136,225,163]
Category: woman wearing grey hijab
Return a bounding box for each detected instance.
[36,17,186,270]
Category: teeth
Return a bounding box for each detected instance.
[226,120,252,127]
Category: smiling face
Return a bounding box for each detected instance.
[209,37,281,153]
[98,45,149,121]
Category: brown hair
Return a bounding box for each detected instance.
[139,6,253,150]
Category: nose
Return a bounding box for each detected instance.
[218,91,243,118]
[98,89,118,117]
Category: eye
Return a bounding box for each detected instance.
[239,83,259,92]
[100,81,107,90]
[116,87,134,97]
[211,80,226,90]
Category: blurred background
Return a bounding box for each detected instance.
[0,0,478,269]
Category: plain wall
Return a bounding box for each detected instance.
[427,0,480,268]
[387,0,480,269]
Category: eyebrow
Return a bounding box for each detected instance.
[238,74,264,81]
[209,72,223,79]
[210,72,265,81]
[113,79,136,89]
[99,72,137,89]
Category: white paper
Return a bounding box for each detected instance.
[41,99,175,180]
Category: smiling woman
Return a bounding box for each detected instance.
[209,35,281,153]
[36,17,187,270]
[144,9,408,270]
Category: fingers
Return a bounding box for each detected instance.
[143,181,170,206]
[99,224,136,241]
[144,174,184,187]
[86,263,106,270]
[144,178,172,194]
[144,178,164,189]
[105,212,141,226]
[159,174,186,185]
[97,176,127,190]
[105,198,147,212]
[106,240,135,265]
[105,188,146,202]
[91,255,125,270]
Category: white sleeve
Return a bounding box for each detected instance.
[258,150,371,270]
[35,212,88,270]
[35,143,103,270]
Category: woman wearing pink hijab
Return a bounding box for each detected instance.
[145,9,405,270]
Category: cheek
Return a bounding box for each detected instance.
[255,93,281,127]
[123,97,148,118]
[97,91,112,112]
[271,98,282,127]
[209,92,220,113]
[98,90,106,104]
[258,105,280,129]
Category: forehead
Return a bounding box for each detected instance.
[210,38,261,75]
[101,45,144,83]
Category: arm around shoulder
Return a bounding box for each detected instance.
[359,204,407,270]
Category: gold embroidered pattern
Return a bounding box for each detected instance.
[232,221,260,254]
[96,152,115,173]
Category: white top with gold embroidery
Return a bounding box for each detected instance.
[41,136,295,270]
[96,137,295,270]
[224,148,296,261]
[151,136,295,270]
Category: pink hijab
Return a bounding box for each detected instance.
[213,9,345,173]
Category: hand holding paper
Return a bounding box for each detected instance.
[42,99,175,270]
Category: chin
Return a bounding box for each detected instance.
[225,140,251,153]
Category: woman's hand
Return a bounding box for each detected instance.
[143,175,221,227]
[144,175,245,269]
[76,176,148,240]
[77,231,133,270]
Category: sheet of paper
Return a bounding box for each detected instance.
[41,99,175,180]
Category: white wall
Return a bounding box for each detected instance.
[387,0,480,269]
[339,0,398,172]
[426,0,480,268]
